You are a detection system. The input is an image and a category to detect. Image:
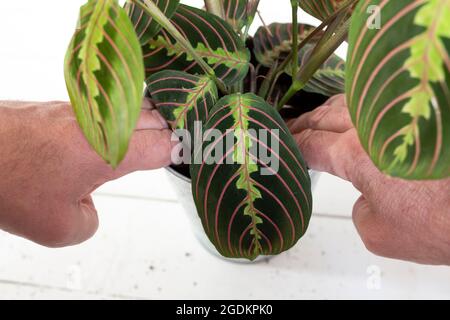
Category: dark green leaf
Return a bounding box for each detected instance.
[124,0,180,45]
[142,4,250,86]
[190,93,312,260]
[223,0,259,33]
[253,23,344,97]
[253,22,320,67]
[64,0,145,168]
[289,44,345,96]
[346,0,450,179]
[147,70,218,146]
[299,0,353,20]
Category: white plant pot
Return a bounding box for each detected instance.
[165,166,320,263]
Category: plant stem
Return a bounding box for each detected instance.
[296,20,350,86]
[204,0,225,19]
[277,18,350,110]
[242,0,260,41]
[249,64,257,93]
[133,0,228,94]
[277,84,302,111]
[274,0,356,77]
[267,70,283,100]
[308,5,349,57]
[275,0,356,110]
[261,0,351,103]
[258,61,278,99]
[291,0,299,76]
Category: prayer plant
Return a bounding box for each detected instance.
[64,0,450,260]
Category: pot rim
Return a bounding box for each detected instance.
[166,165,191,183]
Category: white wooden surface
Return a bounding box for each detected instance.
[1,0,450,300]
[1,171,450,299]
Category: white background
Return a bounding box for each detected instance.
[0,0,449,299]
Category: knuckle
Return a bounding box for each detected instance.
[308,106,330,127]
[296,129,315,150]
[338,108,352,126]
[334,94,346,104]
[327,94,346,107]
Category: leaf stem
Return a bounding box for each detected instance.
[249,63,257,93]
[258,60,279,99]
[274,0,356,77]
[275,0,356,110]
[296,19,350,86]
[261,0,351,103]
[276,81,305,111]
[133,0,228,94]
[277,18,350,110]
[291,0,299,76]
[242,0,260,41]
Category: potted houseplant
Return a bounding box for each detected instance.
[64,0,450,261]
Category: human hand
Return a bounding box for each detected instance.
[0,100,173,247]
[288,94,450,265]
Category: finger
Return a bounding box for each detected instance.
[294,129,346,174]
[23,197,99,248]
[324,93,346,107]
[294,128,377,192]
[109,128,175,179]
[289,104,353,134]
[136,108,169,130]
[70,196,99,245]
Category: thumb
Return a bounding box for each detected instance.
[120,127,174,172]
[108,108,175,178]
[26,196,99,248]
[70,196,99,245]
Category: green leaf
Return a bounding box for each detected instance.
[146,70,218,147]
[190,93,312,260]
[299,0,354,20]
[346,0,450,179]
[124,0,180,45]
[288,44,345,96]
[142,4,250,86]
[253,23,345,97]
[64,0,145,168]
[223,0,260,33]
[253,22,320,67]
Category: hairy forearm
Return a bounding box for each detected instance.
[0,102,64,216]
[0,103,34,218]
[0,103,24,232]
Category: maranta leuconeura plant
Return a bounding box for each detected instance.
[64,0,450,260]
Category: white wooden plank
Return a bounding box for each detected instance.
[313,173,361,218]
[94,169,178,201]
[1,195,449,300]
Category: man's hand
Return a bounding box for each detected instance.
[289,94,450,265]
[0,100,173,247]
